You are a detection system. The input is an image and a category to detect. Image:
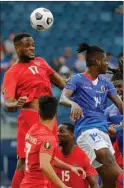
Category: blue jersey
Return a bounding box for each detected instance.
[65,73,117,139]
[105,104,123,155]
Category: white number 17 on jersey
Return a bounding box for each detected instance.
[28,66,38,75]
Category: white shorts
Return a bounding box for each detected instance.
[77,128,115,169]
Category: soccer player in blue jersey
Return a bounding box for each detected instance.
[59,43,123,188]
[105,70,123,170]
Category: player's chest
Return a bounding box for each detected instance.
[78,80,108,97]
[18,64,48,82]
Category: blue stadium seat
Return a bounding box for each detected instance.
[1,2,122,63]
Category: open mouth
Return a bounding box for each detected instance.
[30,52,35,56]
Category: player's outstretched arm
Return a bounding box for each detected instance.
[39,153,71,188]
[50,72,67,90]
[59,88,83,121]
[54,157,86,179]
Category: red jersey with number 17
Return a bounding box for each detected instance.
[52,146,97,188]
[20,122,57,188]
[2,57,55,102]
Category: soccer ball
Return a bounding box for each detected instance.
[30,8,54,31]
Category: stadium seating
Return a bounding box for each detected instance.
[1,1,122,63]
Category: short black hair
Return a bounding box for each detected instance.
[61,123,74,133]
[77,42,104,67]
[13,33,31,44]
[39,96,58,120]
[112,60,123,81]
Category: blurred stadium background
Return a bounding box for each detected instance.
[1,1,123,187]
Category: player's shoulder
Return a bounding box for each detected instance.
[34,57,47,65]
[99,75,112,85]
[70,73,82,81]
[4,63,19,76]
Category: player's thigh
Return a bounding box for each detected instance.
[16,158,25,171]
[96,148,122,179]
[77,129,111,166]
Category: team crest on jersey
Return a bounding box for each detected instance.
[34,61,40,66]
[44,142,51,149]
[2,88,6,95]
[101,86,106,92]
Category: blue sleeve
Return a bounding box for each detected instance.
[65,75,78,91]
[107,81,117,96]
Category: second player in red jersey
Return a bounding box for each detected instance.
[21,96,86,188]
[52,123,99,188]
[2,33,66,188]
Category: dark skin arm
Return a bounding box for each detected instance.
[50,73,67,90]
[108,95,123,114]
[59,88,83,121]
[4,97,27,112]
[87,175,100,188]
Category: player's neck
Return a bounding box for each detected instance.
[18,57,33,63]
[84,68,99,79]
[62,142,75,155]
[40,119,54,131]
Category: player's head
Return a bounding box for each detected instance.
[39,96,58,120]
[58,123,74,146]
[77,42,108,74]
[112,63,123,100]
[13,33,35,61]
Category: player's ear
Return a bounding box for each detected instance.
[70,132,74,138]
[96,60,101,66]
[15,45,19,53]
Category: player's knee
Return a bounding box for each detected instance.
[16,158,25,172]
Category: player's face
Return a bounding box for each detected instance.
[17,37,35,60]
[58,125,73,146]
[114,81,123,100]
[96,53,108,74]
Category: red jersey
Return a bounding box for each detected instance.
[52,146,97,188]
[2,57,55,102]
[20,122,57,188]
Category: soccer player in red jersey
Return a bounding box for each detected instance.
[52,123,99,188]
[20,96,86,188]
[2,33,67,188]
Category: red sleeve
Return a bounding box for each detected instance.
[82,152,97,177]
[2,70,18,99]
[40,136,56,156]
[40,57,55,77]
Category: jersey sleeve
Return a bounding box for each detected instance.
[42,58,55,77]
[82,152,97,177]
[2,71,18,99]
[65,74,78,91]
[40,136,56,156]
[107,81,117,96]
